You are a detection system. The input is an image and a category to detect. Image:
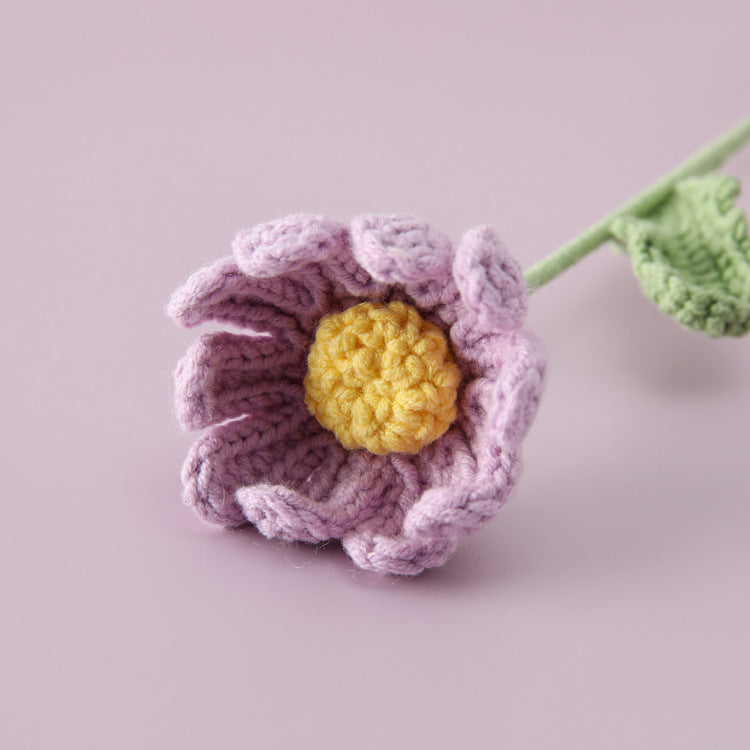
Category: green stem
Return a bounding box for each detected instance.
[523,115,750,291]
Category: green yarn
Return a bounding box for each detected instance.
[610,174,750,337]
[523,116,750,291]
[523,115,750,337]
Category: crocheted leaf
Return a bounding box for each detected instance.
[610,174,750,337]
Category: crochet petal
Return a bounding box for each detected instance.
[237,482,356,544]
[403,483,502,540]
[174,331,307,431]
[485,330,546,448]
[167,257,326,340]
[351,214,453,285]
[342,529,457,576]
[322,248,389,301]
[450,314,545,376]
[182,407,346,527]
[450,328,545,450]
[453,226,527,329]
[334,451,423,538]
[404,483,507,539]
[232,214,349,277]
[406,430,522,540]
[412,426,478,487]
[386,279,463,330]
[233,213,388,304]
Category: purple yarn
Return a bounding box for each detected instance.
[168,214,546,575]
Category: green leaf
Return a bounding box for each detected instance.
[610,173,750,337]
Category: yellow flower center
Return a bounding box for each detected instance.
[303,301,461,455]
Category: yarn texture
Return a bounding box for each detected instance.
[304,301,461,455]
[169,214,546,575]
[611,174,750,337]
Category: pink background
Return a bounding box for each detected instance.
[2,1,750,747]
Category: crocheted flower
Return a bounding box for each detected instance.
[168,214,546,575]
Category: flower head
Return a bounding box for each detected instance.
[168,214,546,575]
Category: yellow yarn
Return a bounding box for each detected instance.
[303,301,461,455]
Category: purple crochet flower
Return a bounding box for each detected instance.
[168,214,546,575]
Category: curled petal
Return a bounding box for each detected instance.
[238,483,353,544]
[408,431,523,540]
[386,280,462,330]
[413,427,478,488]
[342,529,457,576]
[487,330,546,448]
[174,331,307,430]
[182,406,346,527]
[330,452,422,538]
[234,213,388,306]
[233,214,349,278]
[404,483,503,540]
[451,328,545,449]
[167,257,326,339]
[321,250,389,300]
[450,314,545,379]
[453,226,527,329]
[351,214,453,285]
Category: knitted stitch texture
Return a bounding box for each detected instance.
[304,301,461,454]
[611,174,750,337]
[169,214,546,575]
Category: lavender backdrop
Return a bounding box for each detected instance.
[2,1,749,747]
